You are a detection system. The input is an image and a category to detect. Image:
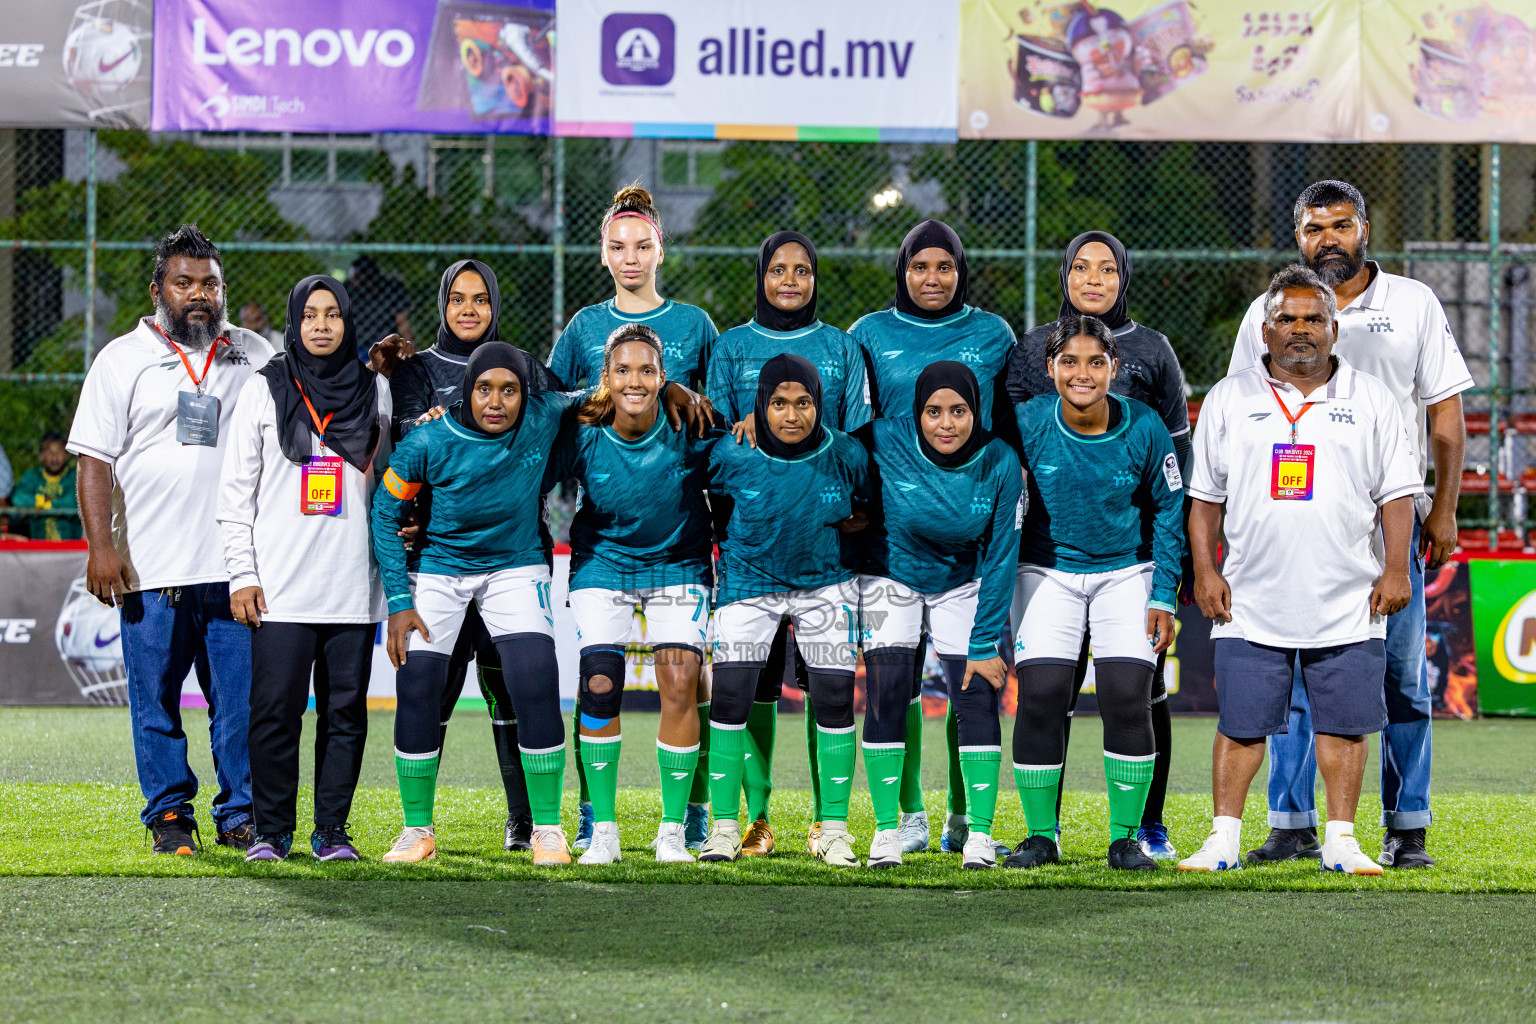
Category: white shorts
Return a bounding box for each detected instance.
[712,579,862,672]
[569,584,711,652]
[859,574,980,659]
[1013,563,1156,666]
[407,566,554,656]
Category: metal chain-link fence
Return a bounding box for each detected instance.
[1,129,1532,537]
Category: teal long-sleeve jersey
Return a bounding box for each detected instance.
[1014,394,1186,611]
[863,417,1024,657]
[708,429,870,606]
[548,299,718,391]
[849,306,1016,433]
[706,320,871,432]
[372,390,579,614]
[546,414,720,593]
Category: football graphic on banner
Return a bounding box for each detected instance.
[63,17,143,97]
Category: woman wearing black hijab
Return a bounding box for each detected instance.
[1003,230,1192,861]
[849,219,1020,858]
[855,361,1023,870]
[699,354,870,868]
[218,275,392,862]
[704,230,875,857]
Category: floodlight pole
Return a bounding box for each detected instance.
[552,136,566,345]
[83,130,98,371]
[1025,140,1038,330]
[1489,143,1503,542]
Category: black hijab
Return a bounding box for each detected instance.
[754,231,819,333]
[454,341,528,437]
[435,259,501,358]
[913,361,992,469]
[1058,230,1131,331]
[259,275,378,471]
[754,353,826,460]
[895,220,968,320]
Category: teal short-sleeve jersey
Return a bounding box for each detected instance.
[706,320,871,432]
[549,299,717,391]
[850,306,1016,430]
[707,429,870,605]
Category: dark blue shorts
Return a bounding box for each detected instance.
[1212,638,1387,739]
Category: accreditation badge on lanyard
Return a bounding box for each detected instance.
[1267,383,1316,500]
[159,328,224,447]
[296,380,344,515]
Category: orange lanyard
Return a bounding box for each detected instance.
[1268,382,1316,444]
[295,381,334,451]
[154,324,221,395]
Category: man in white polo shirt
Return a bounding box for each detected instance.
[1228,180,1471,869]
[68,225,274,856]
[1182,264,1420,876]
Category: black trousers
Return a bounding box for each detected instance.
[248,621,373,834]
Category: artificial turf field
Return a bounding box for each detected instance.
[2,708,1534,1022]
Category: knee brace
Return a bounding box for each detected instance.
[490,633,563,751]
[806,670,855,730]
[1013,662,1077,766]
[395,653,450,756]
[940,655,1002,749]
[578,645,627,726]
[862,648,916,744]
[709,664,762,726]
[1093,659,1154,757]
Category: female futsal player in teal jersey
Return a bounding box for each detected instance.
[850,219,1018,856]
[546,323,720,865]
[705,230,872,856]
[859,362,1022,869]
[547,184,719,849]
[700,354,871,867]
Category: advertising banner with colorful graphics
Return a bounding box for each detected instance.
[554,0,959,141]
[959,0,1360,140]
[0,0,151,128]
[1362,1,1536,144]
[149,0,553,134]
[1469,558,1536,717]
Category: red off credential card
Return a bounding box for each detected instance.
[301,456,344,515]
[1271,444,1314,500]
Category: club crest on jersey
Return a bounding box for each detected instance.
[1113,470,1137,486]
[958,347,981,363]
[519,452,544,468]
[818,362,844,381]
[1367,317,1393,333]
[1329,408,1355,424]
[820,487,843,504]
[969,498,993,514]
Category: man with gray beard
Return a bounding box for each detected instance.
[67,225,272,855]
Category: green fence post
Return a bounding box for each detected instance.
[83,129,98,372]
[1024,139,1038,331]
[1489,143,1502,542]
[551,136,565,347]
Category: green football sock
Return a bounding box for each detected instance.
[687,702,711,805]
[743,701,776,822]
[816,726,857,823]
[571,698,590,804]
[864,744,905,831]
[899,698,925,814]
[959,747,1002,832]
[709,723,748,824]
[395,752,440,828]
[805,699,823,819]
[945,704,967,816]
[1014,762,1062,839]
[578,732,621,824]
[520,746,566,826]
[1104,751,1155,841]
[658,740,700,825]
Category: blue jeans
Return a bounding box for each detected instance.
[1265,519,1433,830]
[120,583,253,831]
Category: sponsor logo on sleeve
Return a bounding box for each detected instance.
[1162,452,1183,491]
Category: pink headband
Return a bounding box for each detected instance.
[603,210,661,244]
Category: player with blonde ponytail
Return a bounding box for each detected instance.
[547,184,720,851]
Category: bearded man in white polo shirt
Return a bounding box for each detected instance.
[1228,180,1471,869]
[1182,264,1421,876]
[67,225,273,856]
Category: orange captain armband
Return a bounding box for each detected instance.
[382,468,422,500]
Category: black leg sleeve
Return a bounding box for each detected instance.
[1057,632,1093,818]
[805,670,855,729]
[1093,660,1155,758]
[710,663,763,726]
[249,621,318,835]
[490,633,563,751]
[474,618,529,817]
[941,655,1001,748]
[753,618,791,704]
[862,648,916,745]
[395,652,451,755]
[438,604,479,743]
[311,623,373,828]
[1143,650,1172,825]
[1013,662,1077,768]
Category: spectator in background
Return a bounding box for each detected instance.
[349,256,413,363]
[12,433,80,541]
[239,301,285,351]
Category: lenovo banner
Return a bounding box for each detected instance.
[554,0,959,141]
[0,0,151,128]
[149,0,553,134]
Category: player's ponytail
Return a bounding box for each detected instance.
[578,323,667,426]
[600,183,664,245]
